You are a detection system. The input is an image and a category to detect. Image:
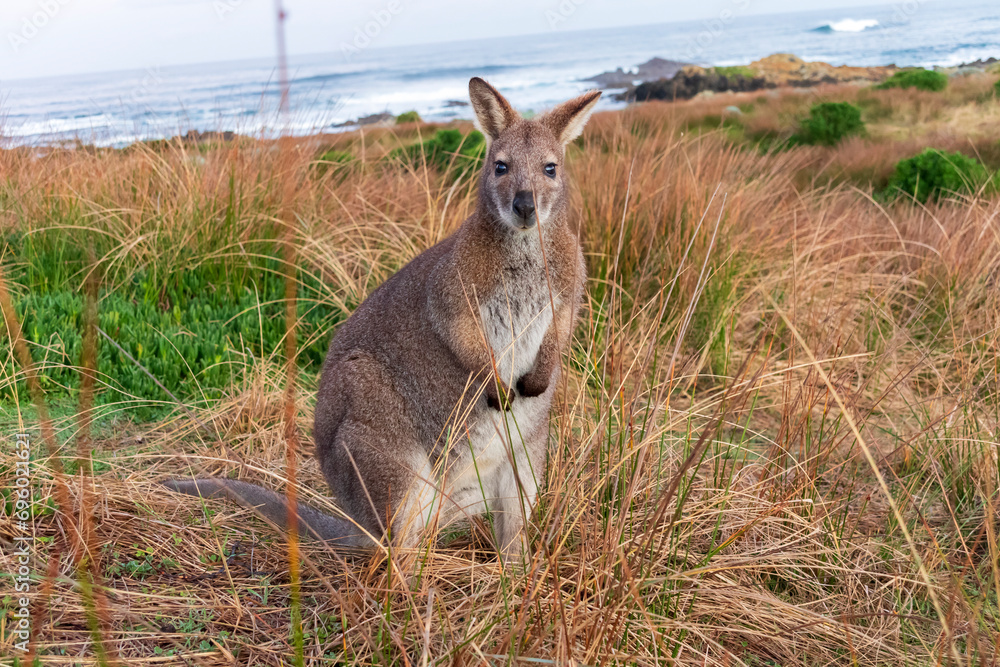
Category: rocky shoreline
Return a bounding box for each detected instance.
[583,57,692,88]
[31,53,999,150]
[586,53,1000,102]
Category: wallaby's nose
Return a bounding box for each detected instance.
[512,190,535,225]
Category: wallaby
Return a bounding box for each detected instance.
[165,78,600,563]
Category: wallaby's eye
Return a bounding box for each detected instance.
[544,163,557,178]
[494,161,508,176]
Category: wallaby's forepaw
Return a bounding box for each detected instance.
[486,381,514,411]
[516,373,549,399]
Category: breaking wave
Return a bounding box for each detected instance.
[812,19,880,33]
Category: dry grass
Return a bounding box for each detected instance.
[2,81,1000,665]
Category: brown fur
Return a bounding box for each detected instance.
[165,78,601,564]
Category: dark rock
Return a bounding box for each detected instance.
[332,112,396,129]
[618,67,771,102]
[181,129,236,143]
[636,57,693,80]
[955,57,998,69]
[585,67,635,88]
[356,112,395,126]
[585,57,691,89]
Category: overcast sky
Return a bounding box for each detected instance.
[2,0,892,80]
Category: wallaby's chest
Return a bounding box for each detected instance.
[478,257,555,385]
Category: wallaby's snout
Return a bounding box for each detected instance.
[512,190,536,228]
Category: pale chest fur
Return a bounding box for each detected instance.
[478,254,557,387]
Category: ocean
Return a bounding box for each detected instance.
[2,0,998,148]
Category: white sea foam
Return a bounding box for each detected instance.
[923,48,999,68]
[818,19,880,33]
[5,113,116,138]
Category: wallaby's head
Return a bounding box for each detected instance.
[469,77,600,231]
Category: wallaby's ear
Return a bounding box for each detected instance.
[469,77,519,141]
[541,90,602,145]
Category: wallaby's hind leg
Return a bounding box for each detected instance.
[488,424,546,565]
[321,420,430,549]
[317,350,448,556]
[326,422,460,581]
[383,447,449,551]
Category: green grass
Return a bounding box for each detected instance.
[3,250,344,421]
[314,148,354,177]
[393,128,485,177]
[712,65,757,79]
[875,68,948,92]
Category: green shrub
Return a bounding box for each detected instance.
[713,66,756,79]
[395,110,421,124]
[875,69,948,92]
[318,149,352,163]
[394,129,485,177]
[793,102,865,146]
[994,78,1000,97]
[884,148,994,203]
[315,149,354,177]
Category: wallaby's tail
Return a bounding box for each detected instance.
[163,478,376,551]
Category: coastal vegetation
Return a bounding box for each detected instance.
[710,65,756,79]
[876,68,949,92]
[619,53,900,102]
[884,148,996,202]
[2,70,1000,665]
[792,101,865,146]
[5,266,337,421]
[624,65,767,101]
[392,127,485,175]
[395,110,421,124]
